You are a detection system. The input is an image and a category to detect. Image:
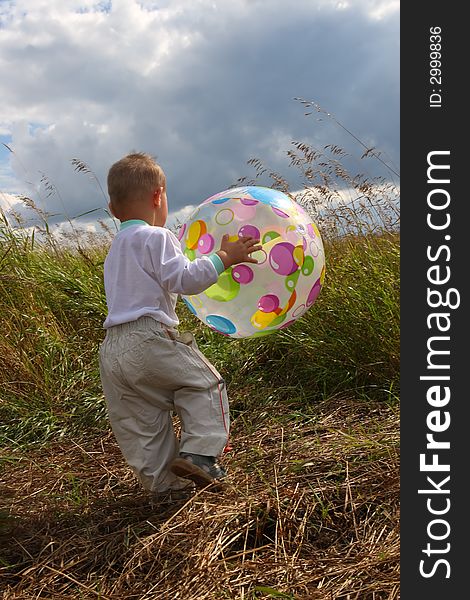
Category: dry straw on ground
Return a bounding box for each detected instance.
[1,397,399,599]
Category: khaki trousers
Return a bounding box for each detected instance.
[99,316,229,492]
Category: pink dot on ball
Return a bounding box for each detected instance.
[177,223,187,241]
[292,303,307,318]
[232,264,254,284]
[307,223,316,238]
[306,279,322,307]
[238,224,260,239]
[234,203,257,220]
[240,198,259,206]
[269,242,298,276]
[258,294,280,313]
[198,233,215,254]
[309,239,320,257]
[272,207,290,218]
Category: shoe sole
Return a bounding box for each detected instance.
[170,458,226,491]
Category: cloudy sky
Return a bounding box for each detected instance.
[0,0,399,233]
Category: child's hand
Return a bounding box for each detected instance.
[216,234,262,269]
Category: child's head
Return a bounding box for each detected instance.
[107,152,167,225]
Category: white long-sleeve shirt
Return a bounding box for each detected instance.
[103,220,224,329]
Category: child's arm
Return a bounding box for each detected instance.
[152,229,261,296]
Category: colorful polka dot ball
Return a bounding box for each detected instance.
[178,185,326,338]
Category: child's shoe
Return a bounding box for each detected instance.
[170,453,227,490]
[151,484,195,505]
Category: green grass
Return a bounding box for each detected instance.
[0,224,108,446]
[0,215,399,448]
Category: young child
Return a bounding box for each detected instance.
[99,152,260,496]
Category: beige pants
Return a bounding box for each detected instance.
[99,316,229,492]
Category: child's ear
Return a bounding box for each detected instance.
[153,187,163,207]
[108,201,117,218]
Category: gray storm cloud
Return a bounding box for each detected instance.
[0,0,399,227]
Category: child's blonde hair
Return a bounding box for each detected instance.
[107,152,166,208]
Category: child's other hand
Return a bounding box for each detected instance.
[216,234,262,269]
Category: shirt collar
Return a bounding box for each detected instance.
[119,219,150,231]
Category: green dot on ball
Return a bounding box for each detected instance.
[251,329,278,338]
[285,270,300,291]
[205,269,240,302]
[262,231,281,244]
[184,248,197,261]
[270,313,287,327]
[302,255,315,276]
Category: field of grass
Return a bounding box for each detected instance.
[1,132,399,598]
[0,213,399,598]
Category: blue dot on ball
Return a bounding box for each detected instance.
[246,186,291,210]
[206,314,237,335]
[183,298,197,315]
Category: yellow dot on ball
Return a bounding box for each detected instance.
[293,245,304,267]
[187,220,207,249]
[312,223,321,238]
[250,310,277,330]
